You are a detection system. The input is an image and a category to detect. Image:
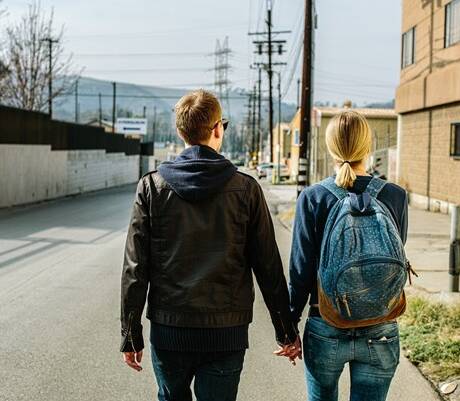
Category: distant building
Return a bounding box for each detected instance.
[271,122,291,167]
[396,0,460,212]
[87,119,115,133]
[288,106,397,183]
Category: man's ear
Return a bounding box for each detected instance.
[213,124,223,140]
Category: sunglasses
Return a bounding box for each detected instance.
[211,118,229,132]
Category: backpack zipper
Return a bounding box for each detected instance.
[332,256,406,295]
[406,261,418,285]
[345,270,399,296]
[342,294,352,318]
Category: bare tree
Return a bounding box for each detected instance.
[0,1,78,112]
[0,1,8,84]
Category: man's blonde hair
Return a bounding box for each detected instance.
[325,110,372,189]
[174,90,222,145]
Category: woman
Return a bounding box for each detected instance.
[288,110,408,401]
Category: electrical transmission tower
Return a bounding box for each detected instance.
[213,36,232,112]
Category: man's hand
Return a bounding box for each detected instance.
[123,351,143,372]
[273,336,302,365]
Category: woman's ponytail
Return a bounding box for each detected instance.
[335,161,357,189]
[325,111,372,189]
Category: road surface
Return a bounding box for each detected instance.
[0,182,440,401]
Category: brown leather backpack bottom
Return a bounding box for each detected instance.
[317,285,407,329]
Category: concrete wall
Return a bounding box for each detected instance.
[0,144,139,208]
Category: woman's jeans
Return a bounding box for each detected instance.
[150,343,245,401]
[303,317,400,401]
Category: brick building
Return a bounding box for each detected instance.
[396,0,460,212]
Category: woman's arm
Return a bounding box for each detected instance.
[288,190,318,327]
[400,191,409,245]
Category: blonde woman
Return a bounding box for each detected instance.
[288,111,408,401]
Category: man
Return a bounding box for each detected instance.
[120,89,299,401]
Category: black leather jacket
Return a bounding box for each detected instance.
[120,171,297,352]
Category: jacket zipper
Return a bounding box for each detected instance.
[127,311,137,353]
[277,311,289,344]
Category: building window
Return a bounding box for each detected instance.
[451,123,460,157]
[446,0,460,48]
[401,27,415,68]
[293,128,300,145]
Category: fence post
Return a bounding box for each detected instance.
[449,205,460,292]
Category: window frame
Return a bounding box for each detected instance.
[401,27,416,69]
[445,0,460,48]
[450,122,460,158]
[293,128,300,146]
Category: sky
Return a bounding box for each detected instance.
[3,0,402,106]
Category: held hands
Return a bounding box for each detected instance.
[123,350,143,372]
[274,335,302,365]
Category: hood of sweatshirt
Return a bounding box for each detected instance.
[158,145,238,202]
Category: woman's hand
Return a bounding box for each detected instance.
[273,336,302,365]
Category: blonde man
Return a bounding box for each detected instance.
[120,90,298,401]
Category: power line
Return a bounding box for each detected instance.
[83,67,227,73]
[56,92,247,100]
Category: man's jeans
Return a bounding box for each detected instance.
[303,317,400,401]
[150,344,245,401]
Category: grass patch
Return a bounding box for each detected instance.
[399,296,460,382]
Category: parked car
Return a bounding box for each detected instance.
[256,163,289,180]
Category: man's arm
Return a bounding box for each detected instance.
[247,179,298,346]
[120,177,151,353]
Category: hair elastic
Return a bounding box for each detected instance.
[342,160,351,165]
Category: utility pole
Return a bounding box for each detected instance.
[98,93,102,126]
[277,72,282,184]
[450,205,460,292]
[297,0,314,197]
[245,94,253,164]
[112,82,117,134]
[267,3,274,163]
[74,79,79,123]
[249,1,290,163]
[152,106,157,156]
[252,85,257,161]
[41,37,59,118]
[257,66,262,162]
[297,78,301,110]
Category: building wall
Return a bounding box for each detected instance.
[0,144,140,208]
[396,0,460,113]
[396,0,460,211]
[272,123,291,166]
[399,103,460,210]
[289,110,301,179]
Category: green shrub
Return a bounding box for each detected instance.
[399,296,460,381]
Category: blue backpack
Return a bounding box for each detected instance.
[317,176,413,328]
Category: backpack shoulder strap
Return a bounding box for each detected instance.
[319,176,348,200]
[364,177,387,198]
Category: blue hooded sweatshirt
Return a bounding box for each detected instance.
[158,145,237,202]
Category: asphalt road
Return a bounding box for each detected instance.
[0,182,440,401]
